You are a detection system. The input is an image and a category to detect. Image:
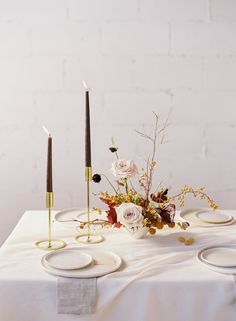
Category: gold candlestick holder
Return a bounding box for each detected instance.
[76,167,104,244]
[35,192,66,250]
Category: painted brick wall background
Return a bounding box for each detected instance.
[0,0,235,244]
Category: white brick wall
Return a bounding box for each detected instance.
[67,0,139,21]
[65,55,135,91]
[204,57,236,90]
[211,0,236,22]
[31,22,101,56]
[102,22,170,55]
[0,57,63,91]
[172,22,236,55]
[134,56,203,90]
[139,0,207,22]
[0,0,235,244]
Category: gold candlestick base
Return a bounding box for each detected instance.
[75,233,104,244]
[35,239,66,251]
[78,167,104,244]
[35,192,66,251]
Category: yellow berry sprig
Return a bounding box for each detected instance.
[167,185,218,210]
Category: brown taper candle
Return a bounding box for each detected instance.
[85,89,91,167]
[47,135,53,192]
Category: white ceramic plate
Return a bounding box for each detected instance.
[44,249,93,270]
[197,247,236,275]
[195,210,232,224]
[180,208,235,227]
[198,246,236,268]
[41,248,122,278]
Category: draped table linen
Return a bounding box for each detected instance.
[0,210,236,321]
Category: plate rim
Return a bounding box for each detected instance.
[198,245,236,268]
[195,210,232,224]
[197,254,236,275]
[55,207,106,223]
[44,249,93,270]
[179,208,235,227]
[41,248,122,278]
[55,208,88,222]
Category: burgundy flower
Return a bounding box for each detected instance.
[106,208,122,228]
[156,204,176,223]
[107,208,118,224]
[114,221,122,228]
[151,189,168,203]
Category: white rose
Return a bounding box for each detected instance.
[116,203,143,226]
[110,159,138,179]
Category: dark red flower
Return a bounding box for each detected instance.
[107,208,118,225]
[156,204,175,223]
[151,189,168,203]
[114,221,122,228]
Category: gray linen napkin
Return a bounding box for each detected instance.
[57,277,97,315]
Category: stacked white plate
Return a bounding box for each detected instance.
[180,209,235,227]
[42,247,122,278]
[197,245,236,274]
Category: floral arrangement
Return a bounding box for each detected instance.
[92,114,218,236]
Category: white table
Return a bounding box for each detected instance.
[0,210,236,321]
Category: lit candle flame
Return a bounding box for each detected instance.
[82,80,89,91]
[42,126,51,137]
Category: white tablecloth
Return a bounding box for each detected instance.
[0,210,236,321]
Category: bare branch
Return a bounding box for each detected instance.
[135,130,154,142]
[135,110,172,208]
[160,108,172,145]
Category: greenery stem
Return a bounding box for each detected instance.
[101,174,118,194]
[124,178,129,194]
